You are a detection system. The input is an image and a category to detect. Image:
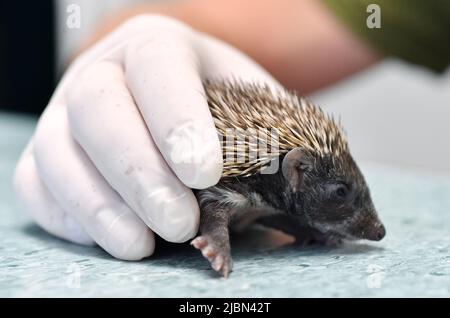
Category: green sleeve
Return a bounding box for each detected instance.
[321,0,450,73]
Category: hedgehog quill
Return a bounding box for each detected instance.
[191,80,386,278]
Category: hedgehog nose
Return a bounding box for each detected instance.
[367,224,386,241]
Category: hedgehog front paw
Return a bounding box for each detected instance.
[309,234,342,247]
[191,235,233,278]
[323,237,343,247]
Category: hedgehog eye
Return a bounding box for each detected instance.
[326,183,349,200]
[335,186,348,198]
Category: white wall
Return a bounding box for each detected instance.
[313,60,450,174]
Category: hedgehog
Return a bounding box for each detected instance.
[191,80,386,278]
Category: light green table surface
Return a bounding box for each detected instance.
[1,111,449,297]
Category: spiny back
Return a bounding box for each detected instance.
[204,80,349,177]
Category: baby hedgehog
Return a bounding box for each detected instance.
[191,80,386,278]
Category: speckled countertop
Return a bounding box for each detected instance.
[1,112,449,297]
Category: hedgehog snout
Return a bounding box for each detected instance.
[364,222,386,241]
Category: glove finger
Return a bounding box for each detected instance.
[124,30,222,189]
[13,141,94,245]
[33,103,155,260]
[66,60,199,243]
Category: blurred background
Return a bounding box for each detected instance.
[1,0,450,174]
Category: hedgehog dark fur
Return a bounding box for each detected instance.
[191,81,386,278]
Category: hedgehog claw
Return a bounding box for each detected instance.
[191,236,207,249]
[191,235,233,278]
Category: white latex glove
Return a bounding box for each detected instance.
[13,15,281,260]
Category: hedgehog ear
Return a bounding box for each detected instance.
[282,148,311,192]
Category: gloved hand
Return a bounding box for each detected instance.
[13,15,281,260]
